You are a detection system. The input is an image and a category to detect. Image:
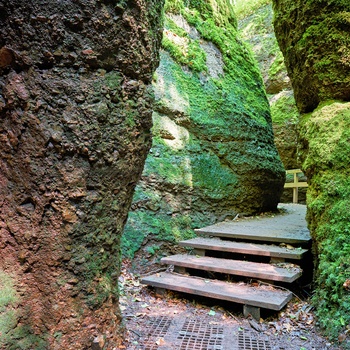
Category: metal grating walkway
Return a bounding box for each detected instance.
[238,329,272,350]
[142,316,173,350]
[177,319,224,350]
[130,316,280,350]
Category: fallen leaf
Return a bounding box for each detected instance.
[338,333,347,343]
[156,338,166,345]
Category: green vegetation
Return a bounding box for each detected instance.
[270,93,299,124]
[163,17,207,72]
[234,0,271,20]
[164,0,237,27]
[0,271,18,309]
[299,102,350,340]
[0,271,47,350]
[268,50,285,79]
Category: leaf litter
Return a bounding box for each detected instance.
[118,260,344,350]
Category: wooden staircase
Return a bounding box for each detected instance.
[141,204,311,320]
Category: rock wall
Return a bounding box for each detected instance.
[273,0,350,344]
[0,0,163,348]
[123,0,285,262]
[237,2,305,203]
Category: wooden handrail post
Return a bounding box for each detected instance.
[284,169,308,204]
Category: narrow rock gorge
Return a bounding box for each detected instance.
[0,1,163,348]
[123,0,285,264]
[273,0,350,344]
[237,2,303,203]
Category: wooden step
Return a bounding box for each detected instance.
[141,272,292,311]
[179,237,308,260]
[161,254,302,283]
[195,221,311,244]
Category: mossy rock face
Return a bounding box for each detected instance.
[298,102,350,343]
[123,0,285,260]
[237,1,300,171]
[238,3,291,95]
[273,0,350,342]
[228,0,302,205]
[273,0,350,113]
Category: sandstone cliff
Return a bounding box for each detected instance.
[0,1,163,348]
[123,0,285,261]
[273,0,350,344]
[237,1,304,203]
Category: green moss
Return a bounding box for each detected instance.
[298,13,350,91]
[164,0,184,13]
[0,271,47,349]
[234,0,270,20]
[268,50,285,78]
[300,102,350,173]
[162,33,207,72]
[165,0,236,27]
[299,102,350,341]
[307,172,350,340]
[159,51,269,132]
[122,210,209,258]
[273,1,350,112]
[0,271,18,310]
[0,271,19,348]
[270,93,299,124]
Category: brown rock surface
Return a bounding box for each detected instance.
[0,0,163,348]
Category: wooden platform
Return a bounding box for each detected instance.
[179,237,308,260]
[141,272,292,311]
[195,204,311,244]
[141,204,310,318]
[195,222,310,244]
[161,254,302,283]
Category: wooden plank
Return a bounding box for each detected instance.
[286,169,303,174]
[179,237,308,259]
[284,182,308,188]
[161,254,302,283]
[141,272,292,311]
[195,212,311,244]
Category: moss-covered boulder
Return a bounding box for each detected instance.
[299,102,350,343]
[123,0,285,261]
[272,0,350,344]
[273,0,350,113]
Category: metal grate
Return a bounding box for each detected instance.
[142,316,173,350]
[177,319,224,350]
[238,329,272,350]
